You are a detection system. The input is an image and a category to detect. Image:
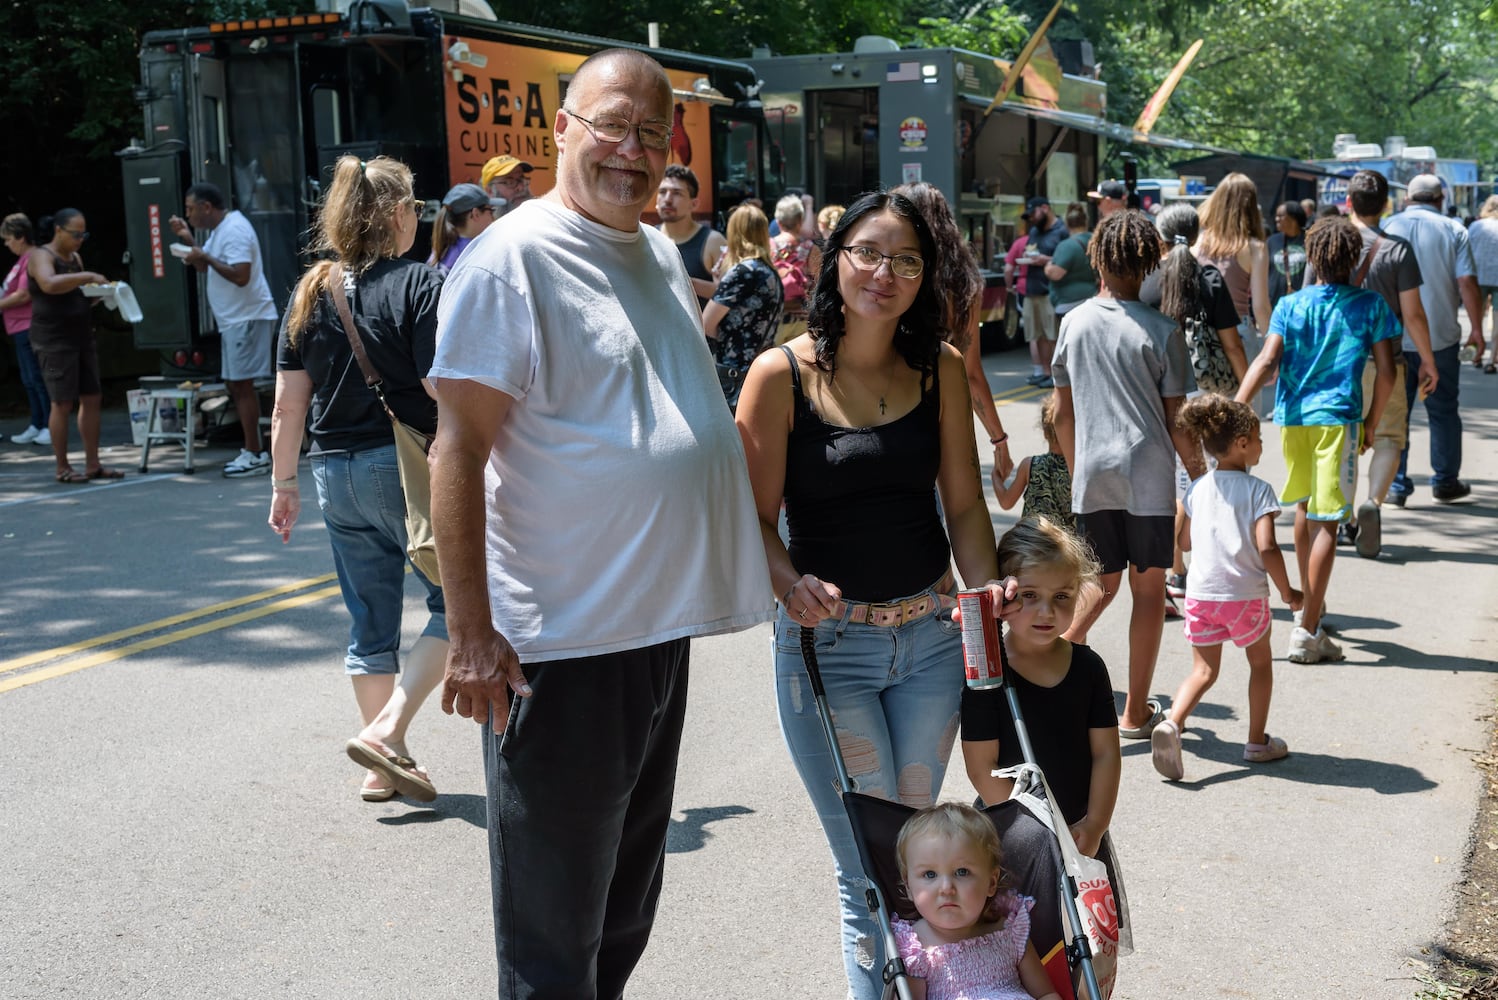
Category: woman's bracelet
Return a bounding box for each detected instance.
[272,477,299,491]
[989,434,1008,446]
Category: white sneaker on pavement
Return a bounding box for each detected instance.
[1287,626,1343,664]
[34,427,51,446]
[223,449,270,478]
[11,425,40,444]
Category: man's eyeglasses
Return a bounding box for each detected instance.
[564,110,673,151]
[62,228,89,241]
[491,175,526,189]
[841,245,924,279]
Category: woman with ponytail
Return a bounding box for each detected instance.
[1143,202,1249,393]
[267,155,449,803]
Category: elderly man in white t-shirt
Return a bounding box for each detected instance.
[429,48,769,998]
[169,184,279,477]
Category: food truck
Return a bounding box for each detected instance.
[1310,136,1483,217]
[751,37,1219,347]
[118,0,770,371]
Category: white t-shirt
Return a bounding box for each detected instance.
[1182,469,1282,601]
[202,210,277,326]
[429,198,772,663]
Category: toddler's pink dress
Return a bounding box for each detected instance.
[892,894,1036,1000]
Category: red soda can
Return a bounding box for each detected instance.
[957,589,1003,689]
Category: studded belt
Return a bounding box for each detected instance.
[840,569,957,627]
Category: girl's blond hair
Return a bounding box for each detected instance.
[997,516,1101,587]
[1039,391,1060,448]
[723,203,773,268]
[285,155,413,345]
[1197,172,1266,258]
[896,802,1005,886]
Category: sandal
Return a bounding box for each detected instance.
[1119,698,1165,740]
[360,772,397,802]
[1243,734,1290,763]
[345,737,436,802]
[56,469,89,484]
[1485,363,1496,374]
[86,466,126,480]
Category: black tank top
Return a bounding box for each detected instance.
[674,224,714,306]
[27,248,92,350]
[780,345,951,602]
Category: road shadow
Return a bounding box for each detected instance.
[667,804,755,853]
[1122,725,1437,794]
[1340,639,1497,674]
[376,791,486,828]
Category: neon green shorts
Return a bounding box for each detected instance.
[1281,423,1359,522]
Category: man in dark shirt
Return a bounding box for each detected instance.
[1022,196,1069,387]
[656,164,725,307]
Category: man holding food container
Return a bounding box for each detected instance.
[169,183,279,478]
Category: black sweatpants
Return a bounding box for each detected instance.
[483,637,690,1000]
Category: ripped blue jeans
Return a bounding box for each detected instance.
[773,593,964,1000]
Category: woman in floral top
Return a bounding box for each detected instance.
[704,203,784,382]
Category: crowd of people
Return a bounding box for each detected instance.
[5,43,1496,998]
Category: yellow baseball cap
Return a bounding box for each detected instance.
[481,155,534,189]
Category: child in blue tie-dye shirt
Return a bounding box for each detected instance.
[1236,216,1399,664]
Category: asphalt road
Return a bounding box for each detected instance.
[2,347,1495,1000]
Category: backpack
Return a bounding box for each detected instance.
[1184,310,1238,396]
[772,240,810,305]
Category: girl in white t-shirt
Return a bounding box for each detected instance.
[1152,395,1303,781]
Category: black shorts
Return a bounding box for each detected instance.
[34,340,101,402]
[1076,510,1174,575]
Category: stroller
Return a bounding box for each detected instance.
[796,625,1128,1000]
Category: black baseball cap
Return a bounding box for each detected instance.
[1089,180,1127,201]
[1025,195,1050,212]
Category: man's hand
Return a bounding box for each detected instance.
[1467,330,1486,368]
[442,628,532,730]
[183,247,208,267]
[1417,357,1439,397]
[167,215,196,246]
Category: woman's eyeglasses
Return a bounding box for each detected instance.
[62,228,90,241]
[841,245,923,279]
[410,200,427,215]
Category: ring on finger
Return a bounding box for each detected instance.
[798,609,808,620]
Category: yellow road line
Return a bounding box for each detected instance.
[0,572,338,675]
[994,386,1049,406]
[0,584,343,695]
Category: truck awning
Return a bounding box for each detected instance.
[961,94,1233,154]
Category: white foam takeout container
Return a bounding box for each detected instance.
[169,243,193,259]
[81,282,145,324]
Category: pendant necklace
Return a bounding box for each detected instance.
[837,357,898,416]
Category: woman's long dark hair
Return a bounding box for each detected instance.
[806,191,943,379]
[892,181,983,349]
[1156,202,1206,327]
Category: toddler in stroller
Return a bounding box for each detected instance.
[892,802,1063,1000]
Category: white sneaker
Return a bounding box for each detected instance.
[223,449,270,478]
[1287,626,1343,664]
[11,425,40,444]
[34,427,50,446]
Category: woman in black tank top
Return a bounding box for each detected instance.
[26,209,116,482]
[733,191,1004,999]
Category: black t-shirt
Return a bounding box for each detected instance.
[1025,218,1068,298]
[960,643,1116,824]
[1266,232,1307,305]
[277,258,442,454]
[1139,261,1239,332]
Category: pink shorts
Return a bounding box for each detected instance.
[1182,597,1272,648]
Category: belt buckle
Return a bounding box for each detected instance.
[868,602,901,627]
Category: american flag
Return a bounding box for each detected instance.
[886,61,920,82]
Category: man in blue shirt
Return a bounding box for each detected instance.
[1381,173,1485,504]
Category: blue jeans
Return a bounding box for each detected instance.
[1392,345,1462,495]
[311,444,445,675]
[11,330,50,428]
[773,591,964,1000]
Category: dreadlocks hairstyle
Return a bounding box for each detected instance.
[892,181,983,349]
[1087,209,1162,285]
[1305,216,1362,285]
[807,190,943,379]
[1155,203,1206,328]
[1176,393,1259,459]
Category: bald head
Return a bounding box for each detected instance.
[569,48,672,110]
